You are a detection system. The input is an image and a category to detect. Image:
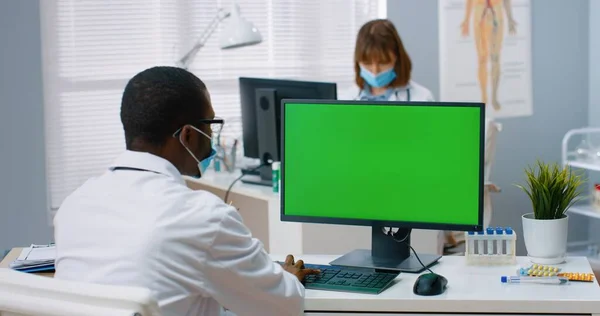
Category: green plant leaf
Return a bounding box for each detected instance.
[514,160,585,220]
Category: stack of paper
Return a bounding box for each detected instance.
[9,244,56,273]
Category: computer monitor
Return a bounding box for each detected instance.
[238,77,337,186]
[281,99,484,273]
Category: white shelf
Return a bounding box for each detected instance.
[566,160,600,172]
[568,204,600,219]
[562,129,600,270]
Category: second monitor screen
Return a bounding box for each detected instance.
[282,101,483,229]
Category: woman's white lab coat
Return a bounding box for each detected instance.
[339,80,435,102]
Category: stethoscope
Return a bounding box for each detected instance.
[111,166,161,174]
[358,88,411,101]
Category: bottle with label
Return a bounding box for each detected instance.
[271,162,281,193]
[593,184,600,211]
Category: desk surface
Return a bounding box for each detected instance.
[0,248,21,268]
[3,250,600,314]
[272,254,600,314]
[0,248,54,278]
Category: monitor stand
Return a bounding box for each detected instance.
[241,165,261,176]
[328,226,441,273]
[240,175,272,187]
[241,164,272,187]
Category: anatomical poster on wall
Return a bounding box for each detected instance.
[439,0,533,118]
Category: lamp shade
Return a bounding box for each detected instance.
[220,4,262,49]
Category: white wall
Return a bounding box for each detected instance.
[0,0,53,252]
[591,0,600,127]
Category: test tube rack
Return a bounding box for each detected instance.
[465,227,517,265]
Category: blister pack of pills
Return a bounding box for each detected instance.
[557,272,595,282]
[517,264,561,277]
[517,264,595,282]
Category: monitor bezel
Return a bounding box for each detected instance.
[279,99,485,232]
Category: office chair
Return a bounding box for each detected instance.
[0,269,161,316]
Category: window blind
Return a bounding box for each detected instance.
[41,0,384,212]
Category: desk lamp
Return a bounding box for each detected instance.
[176,3,262,69]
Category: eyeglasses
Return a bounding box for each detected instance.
[172,117,225,137]
[204,117,224,135]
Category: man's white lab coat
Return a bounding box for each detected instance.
[53,150,304,316]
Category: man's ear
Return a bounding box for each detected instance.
[179,125,194,147]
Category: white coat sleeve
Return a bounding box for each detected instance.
[337,86,360,101]
[201,205,305,316]
[425,89,435,101]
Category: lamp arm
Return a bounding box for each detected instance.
[176,8,231,69]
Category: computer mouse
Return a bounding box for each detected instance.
[413,272,448,296]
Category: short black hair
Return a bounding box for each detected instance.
[120,66,209,149]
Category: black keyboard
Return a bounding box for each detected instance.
[279,262,399,294]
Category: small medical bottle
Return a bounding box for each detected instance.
[271,162,281,193]
[476,231,484,255]
[467,231,475,255]
[495,227,504,254]
[486,227,494,255]
[505,227,514,255]
[593,184,600,211]
[212,139,221,172]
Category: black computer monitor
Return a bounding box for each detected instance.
[281,99,484,273]
[238,77,337,186]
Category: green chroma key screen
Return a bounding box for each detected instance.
[282,101,483,227]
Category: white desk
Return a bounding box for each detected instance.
[185,170,444,256]
[271,255,600,315]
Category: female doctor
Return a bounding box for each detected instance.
[351,19,446,254]
[352,19,434,102]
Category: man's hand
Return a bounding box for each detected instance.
[281,254,320,282]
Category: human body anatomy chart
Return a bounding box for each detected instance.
[439,0,532,118]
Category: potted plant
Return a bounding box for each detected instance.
[517,160,584,264]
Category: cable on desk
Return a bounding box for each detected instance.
[409,245,435,274]
[390,228,435,274]
[224,164,267,204]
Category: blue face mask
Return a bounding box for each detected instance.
[197,148,217,177]
[360,66,397,88]
[179,125,217,178]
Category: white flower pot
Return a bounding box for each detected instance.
[522,213,568,264]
